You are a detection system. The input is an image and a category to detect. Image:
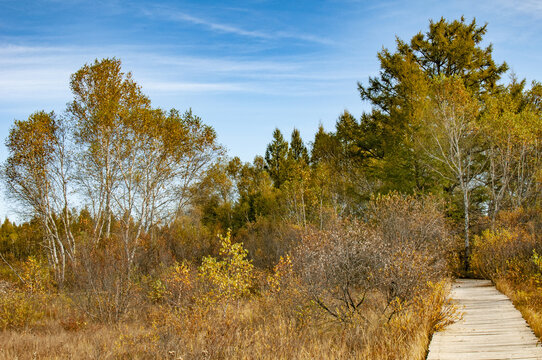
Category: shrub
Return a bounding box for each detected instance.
[144,260,195,307]
[21,256,54,294]
[0,289,44,330]
[235,218,302,269]
[267,254,293,293]
[295,193,451,322]
[471,227,538,280]
[69,237,138,323]
[199,230,254,309]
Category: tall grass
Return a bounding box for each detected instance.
[0,194,457,359]
[0,279,452,360]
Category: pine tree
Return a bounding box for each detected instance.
[264,128,289,188]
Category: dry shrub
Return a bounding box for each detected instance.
[471,228,536,280]
[470,207,542,342]
[471,208,541,281]
[0,289,44,330]
[496,278,542,341]
[144,261,195,308]
[235,218,302,269]
[295,221,381,321]
[159,214,215,263]
[497,207,542,236]
[0,292,449,359]
[68,238,140,323]
[295,193,451,323]
[110,279,453,360]
[0,255,455,360]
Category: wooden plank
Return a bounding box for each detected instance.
[427,279,542,360]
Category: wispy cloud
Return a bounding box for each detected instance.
[143,7,333,45]
[169,11,271,39]
[494,0,542,17]
[0,43,364,103]
[510,0,542,14]
[143,81,248,93]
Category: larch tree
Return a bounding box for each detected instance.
[353,17,508,193]
[284,129,310,227]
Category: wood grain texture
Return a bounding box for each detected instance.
[427,279,542,360]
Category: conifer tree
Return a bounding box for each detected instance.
[264,128,289,188]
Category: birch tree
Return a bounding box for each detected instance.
[3,111,74,283]
[68,59,221,269]
[420,77,484,268]
[68,58,151,244]
[481,81,542,221]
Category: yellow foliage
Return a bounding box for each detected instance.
[267,254,293,293]
[21,256,53,294]
[146,261,193,305]
[146,278,167,303]
[532,250,542,272]
[471,228,520,279]
[0,290,44,330]
[199,230,254,305]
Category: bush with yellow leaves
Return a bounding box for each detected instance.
[198,230,254,308]
[471,227,537,280]
[0,257,52,330]
[267,254,293,293]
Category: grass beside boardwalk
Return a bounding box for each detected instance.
[470,209,542,343]
[0,280,452,360]
[496,279,542,341]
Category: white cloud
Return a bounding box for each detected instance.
[141,81,248,93]
[143,8,333,45]
[169,11,271,39]
[0,43,366,101]
[494,0,542,17]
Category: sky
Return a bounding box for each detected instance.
[1,0,542,220]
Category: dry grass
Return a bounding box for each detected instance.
[0,326,120,360]
[0,280,451,360]
[0,196,456,359]
[496,279,542,341]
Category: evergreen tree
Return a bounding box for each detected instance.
[349,17,508,193]
[288,128,309,165]
[264,128,289,188]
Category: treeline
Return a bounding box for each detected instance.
[193,17,541,267]
[0,16,540,359]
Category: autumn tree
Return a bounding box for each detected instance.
[192,159,237,231]
[3,111,74,283]
[480,79,542,222]
[68,58,149,243]
[419,77,484,267]
[288,128,309,164]
[199,230,254,314]
[282,129,310,227]
[351,17,507,192]
[67,58,221,268]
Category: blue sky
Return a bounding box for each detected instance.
[1,0,542,219]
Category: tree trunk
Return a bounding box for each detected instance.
[463,185,470,272]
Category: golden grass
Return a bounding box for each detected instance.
[496,278,542,340]
[0,283,450,360]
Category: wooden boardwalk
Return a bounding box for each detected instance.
[427,279,542,360]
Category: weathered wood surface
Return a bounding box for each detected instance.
[427,278,542,360]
